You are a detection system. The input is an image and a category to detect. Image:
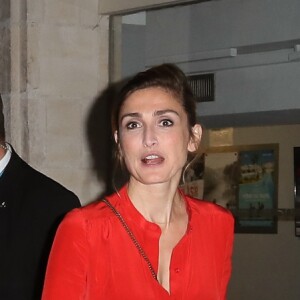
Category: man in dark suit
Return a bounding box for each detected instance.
[0,95,81,299]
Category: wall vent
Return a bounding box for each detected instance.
[187,73,215,102]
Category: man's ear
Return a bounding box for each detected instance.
[188,124,202,152]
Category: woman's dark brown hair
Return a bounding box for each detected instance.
[111,63,197,137]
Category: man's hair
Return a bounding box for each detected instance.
[0,94,5,141]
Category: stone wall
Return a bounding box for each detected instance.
[1,0,110,204]
[0,0,11,143]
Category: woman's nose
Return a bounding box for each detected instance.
[143,126,158,148]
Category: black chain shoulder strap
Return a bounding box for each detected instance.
[102,198,158,281]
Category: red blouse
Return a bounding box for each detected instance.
[42,186,234,300]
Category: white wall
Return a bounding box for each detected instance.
[200,62,300,116]
[144,0,300,120]
[119,0,300,125]
[145,0,300,58]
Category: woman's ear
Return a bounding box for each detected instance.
[188,124,202,152]
[114,130,118,144]
[114,130,123,158]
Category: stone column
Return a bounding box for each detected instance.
[1,0,110,203]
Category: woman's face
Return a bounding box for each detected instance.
[115,87,201,186]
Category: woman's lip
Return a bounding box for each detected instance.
[141,154,164,165]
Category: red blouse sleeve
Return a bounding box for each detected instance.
[220,213,234,300]
[42,209,89,300]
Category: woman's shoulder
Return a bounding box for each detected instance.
[63,195,119,225]
[62,187,129,228]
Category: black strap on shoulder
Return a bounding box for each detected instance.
[102,198,158,281]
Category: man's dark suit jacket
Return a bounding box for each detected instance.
[0,147,81,300]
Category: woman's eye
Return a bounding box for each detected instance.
[160,119,173,127]
[126,122,140,129]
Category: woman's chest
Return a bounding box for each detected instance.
[84,222,222,300]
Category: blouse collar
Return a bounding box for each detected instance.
[117,185,193,233]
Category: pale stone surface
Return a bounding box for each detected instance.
[45,0,80,25]
[27,97,47,164]
[0,0,10,92]
[1,93,11,141]
[46,99,82,137]
[9,92,27,157]
[98,15,110,87]
[38,24,100,98]
[27,22,40,89]
[27,0,44,22]
[46,134,81,166]
[0,0,10,21]
[1,0,108,209]
[78,0,100,27]
[0,25,11,92]
[1,0,110,204]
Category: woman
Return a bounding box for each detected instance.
[42,64,234,300]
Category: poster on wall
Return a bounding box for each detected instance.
[237,148,277,232]
[203,144,278,234]
[203,151,239,209]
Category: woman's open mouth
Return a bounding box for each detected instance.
[141,154,164,165]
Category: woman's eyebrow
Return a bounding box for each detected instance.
[120,112,141,122]
[120,109,179,122]
[154,109,179,117]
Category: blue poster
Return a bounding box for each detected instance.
[238,150,275,227]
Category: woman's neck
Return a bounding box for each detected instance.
[127,179,185,227]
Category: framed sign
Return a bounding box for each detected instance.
[203,144,278,234]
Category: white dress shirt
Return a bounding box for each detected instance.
[0,143,12,176]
